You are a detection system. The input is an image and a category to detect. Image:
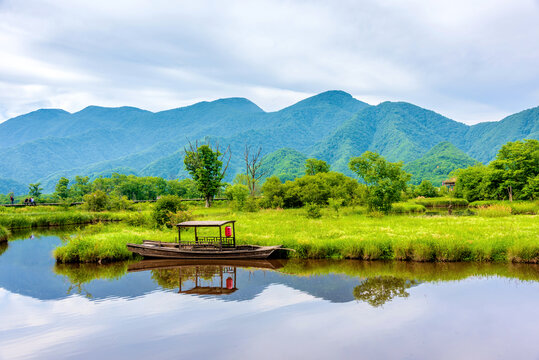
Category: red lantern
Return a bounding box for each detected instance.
[226,277,233,289]
[225,226,232,237]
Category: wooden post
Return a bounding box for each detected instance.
[219,226,222,251]
[178,226,181,247]
[194,227,198,244]
[232,222,236,247]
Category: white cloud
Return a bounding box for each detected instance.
[0,0,538,124]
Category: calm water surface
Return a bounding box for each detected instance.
[0,230,538,360]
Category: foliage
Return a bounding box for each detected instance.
[412,197,468,207]
[152,195,187,226]
[305,158,330,175]
[28,182,43,199]
[349,151,411,213]
[414,180,439,198]
[261,172,364,209]
[225,184,250,210]
[455,140,539,201]
[305,203,322,219]
[167,210,194,227]
[83,190,110,211]
[55,177,70,200]
[243,197,260,212]
[184,143,227,207]
[328,198,343,213]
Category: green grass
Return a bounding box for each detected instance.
[55,206,539,263]
[0,208,131,229]
[0,225,9,241]
[412,197,469,207]
[390,202,426,214]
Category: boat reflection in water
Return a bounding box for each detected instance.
[128,259,285,296]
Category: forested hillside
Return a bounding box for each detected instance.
[403,142,479,185]
[0,90,537,193]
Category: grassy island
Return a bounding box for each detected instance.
[53,204,539,264]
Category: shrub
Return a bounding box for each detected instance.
[305,203,322,219]
[109,195,133,211]
[328,198,343,213]
[152,195,187,226]
[83,190,109,211]
[168,210,194,227]
[391,202,426,214]
[243,197,260,212]
[225,184,250,210]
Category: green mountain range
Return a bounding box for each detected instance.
[0,90,537,193]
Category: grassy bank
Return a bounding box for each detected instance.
[0,209,128,229]
[55,206,539,263]
[0,225,9,241]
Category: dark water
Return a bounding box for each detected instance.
[0,230,538,360]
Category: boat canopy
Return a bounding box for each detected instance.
[176,220,236,228]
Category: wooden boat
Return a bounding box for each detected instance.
[126,220,287,260]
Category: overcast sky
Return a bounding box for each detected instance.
[1,0,538,124]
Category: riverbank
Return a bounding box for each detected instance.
[0,208,128,230]
[54,207,539,263]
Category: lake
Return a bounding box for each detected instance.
[1,229,538,359]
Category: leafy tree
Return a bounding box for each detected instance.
[184,142,230,207]
[28,183,43,200]
[415,180,438,198]
[305,158,330,175]
[489,139,539,201]
[349,151,411,213]
[55,177,71,200]
[71,176,91,200]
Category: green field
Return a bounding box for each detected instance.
[52,203,539,263]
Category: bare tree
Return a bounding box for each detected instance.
[244,145,266,197]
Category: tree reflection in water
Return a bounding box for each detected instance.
[353,276,419,307]
[0,241,7,257]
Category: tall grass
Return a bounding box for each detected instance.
[54,224,176,263]
[469,200,539,215]
[413,197,468,207]
[0,225,9,241]
[475,204,512,217]
[0,210,127,229]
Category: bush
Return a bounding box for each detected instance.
[391,202,426,214]
[328,198,343,213]
[152,195,187,226]
[168,210,194,227]
[243,197,260,212]
[225,184,250,210]
[109,195,133,211]
[83,190,109,211]
[305,203,322,219]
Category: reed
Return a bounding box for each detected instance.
[0,225,9,241]
[0,210,126,229]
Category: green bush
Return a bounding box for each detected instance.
[83,190,109,211]
[108,195,133,211]
[225,184,250,210]
[391,202,426,214]
[243,197,260,212]
[152,195,187,226]
[305,203,322,219]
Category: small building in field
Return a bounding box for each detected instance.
[442,178,456,191]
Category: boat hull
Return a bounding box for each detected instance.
[126,241,282,260]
